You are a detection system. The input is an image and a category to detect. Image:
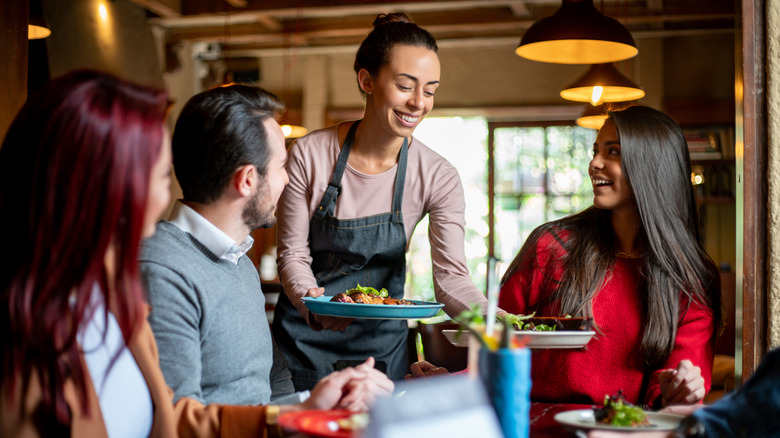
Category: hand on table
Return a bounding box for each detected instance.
[659,360,705,405]
[305,287,354,331]
[338,357,395,410]
[299,357,393,412]
[405,361,450,379]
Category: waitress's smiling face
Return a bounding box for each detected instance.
[364,44,440,139]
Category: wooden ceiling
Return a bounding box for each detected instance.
[130,0,736,58]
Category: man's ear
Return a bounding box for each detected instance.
[357,69,373,95]
[233,164,256,197]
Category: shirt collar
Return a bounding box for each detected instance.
[167,200,254,264]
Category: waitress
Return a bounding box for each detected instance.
[272,12,488,390]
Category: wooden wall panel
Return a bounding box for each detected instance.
[0,0,28,141]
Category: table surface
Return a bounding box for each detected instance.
[283,402,592,438]
[529,402,592,437]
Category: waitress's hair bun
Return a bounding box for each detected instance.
[372,12,412,28]
[353,12,438,95]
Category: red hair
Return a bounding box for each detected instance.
[0,70,168,428]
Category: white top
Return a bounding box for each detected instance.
[79,286,153,438]
[168,200,254,264]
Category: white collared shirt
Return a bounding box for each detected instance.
[167,200,254,265]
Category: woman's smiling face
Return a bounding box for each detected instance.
[362,44,440,139]
[589,119,636,214]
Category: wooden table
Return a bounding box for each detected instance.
[283,402,591,437]
[529,402,591,437]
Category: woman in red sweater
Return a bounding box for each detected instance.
[498,105,721,408]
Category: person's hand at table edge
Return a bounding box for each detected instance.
[405,361,450,379]
[659,360,705,406]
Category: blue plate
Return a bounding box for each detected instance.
[302,296,444,320]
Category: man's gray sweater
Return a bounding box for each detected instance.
[140,221,296,405]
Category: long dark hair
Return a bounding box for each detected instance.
[0,70,168,428]
[353,12,438,94]
[502,105,721,369]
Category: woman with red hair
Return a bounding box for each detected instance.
[0,70,176,436]
[0,71,373,437]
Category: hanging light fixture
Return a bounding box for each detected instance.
[281,124,307,138]
[516,0,637,64]
[575,101,638,130]
[560,63,644,105]
[576,103,609,130]
[28,0,51,40]
[279,17,307,140]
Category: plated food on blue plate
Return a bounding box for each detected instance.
[330,284,416,305]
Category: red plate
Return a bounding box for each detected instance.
[278,409,361,438]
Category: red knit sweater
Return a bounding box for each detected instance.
[498,229,716,407]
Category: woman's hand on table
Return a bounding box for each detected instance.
[298,358,393,412]
[304,287,354,331]
[659,360,705,405]
[405,361,450,379]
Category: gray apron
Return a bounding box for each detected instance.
[272,120,409,391]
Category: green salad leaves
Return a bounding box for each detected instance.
[346,284,389,298]
[594,391,650,427]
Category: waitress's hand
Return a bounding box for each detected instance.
[659,360,705,405]
[305,287,354,331]
[311,314,354,331]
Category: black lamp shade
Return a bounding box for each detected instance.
[516,0,637,64]
[28,0,51,40]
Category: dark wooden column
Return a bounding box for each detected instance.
[739,0,768,381]
[0,0,28,141]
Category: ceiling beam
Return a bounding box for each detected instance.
[155,1,537,27]
[128,0,180,18]
[226,27,733,58]
[224,0,248,8]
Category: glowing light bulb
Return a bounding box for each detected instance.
[98,3,108,20]
[590,86,604,105]
[281,125,293,137]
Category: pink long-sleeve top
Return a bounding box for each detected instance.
[276,123,487,320]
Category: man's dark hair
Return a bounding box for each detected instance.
[172,84,283,203]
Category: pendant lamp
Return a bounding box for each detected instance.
[560,63,644,105]
[281,124,308,139]
[576,103,609,130]
[576,101,637,130]
[28,0,51,39]
[516,0,637,64]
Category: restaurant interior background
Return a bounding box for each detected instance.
[2,0,777,387]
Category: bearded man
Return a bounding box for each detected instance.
[140,85,392,434]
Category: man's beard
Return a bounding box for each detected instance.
[242,184,276,230]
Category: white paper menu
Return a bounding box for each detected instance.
[363,375,503,438]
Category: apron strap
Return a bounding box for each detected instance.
[315,120,361,218]
[390,137,409,220]
[315,119,409,222]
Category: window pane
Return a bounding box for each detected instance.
[546,126,594,196]
[495,194,546,263]
[406,117,489,300]
[493,126,595,261]
[495,127,546,195]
